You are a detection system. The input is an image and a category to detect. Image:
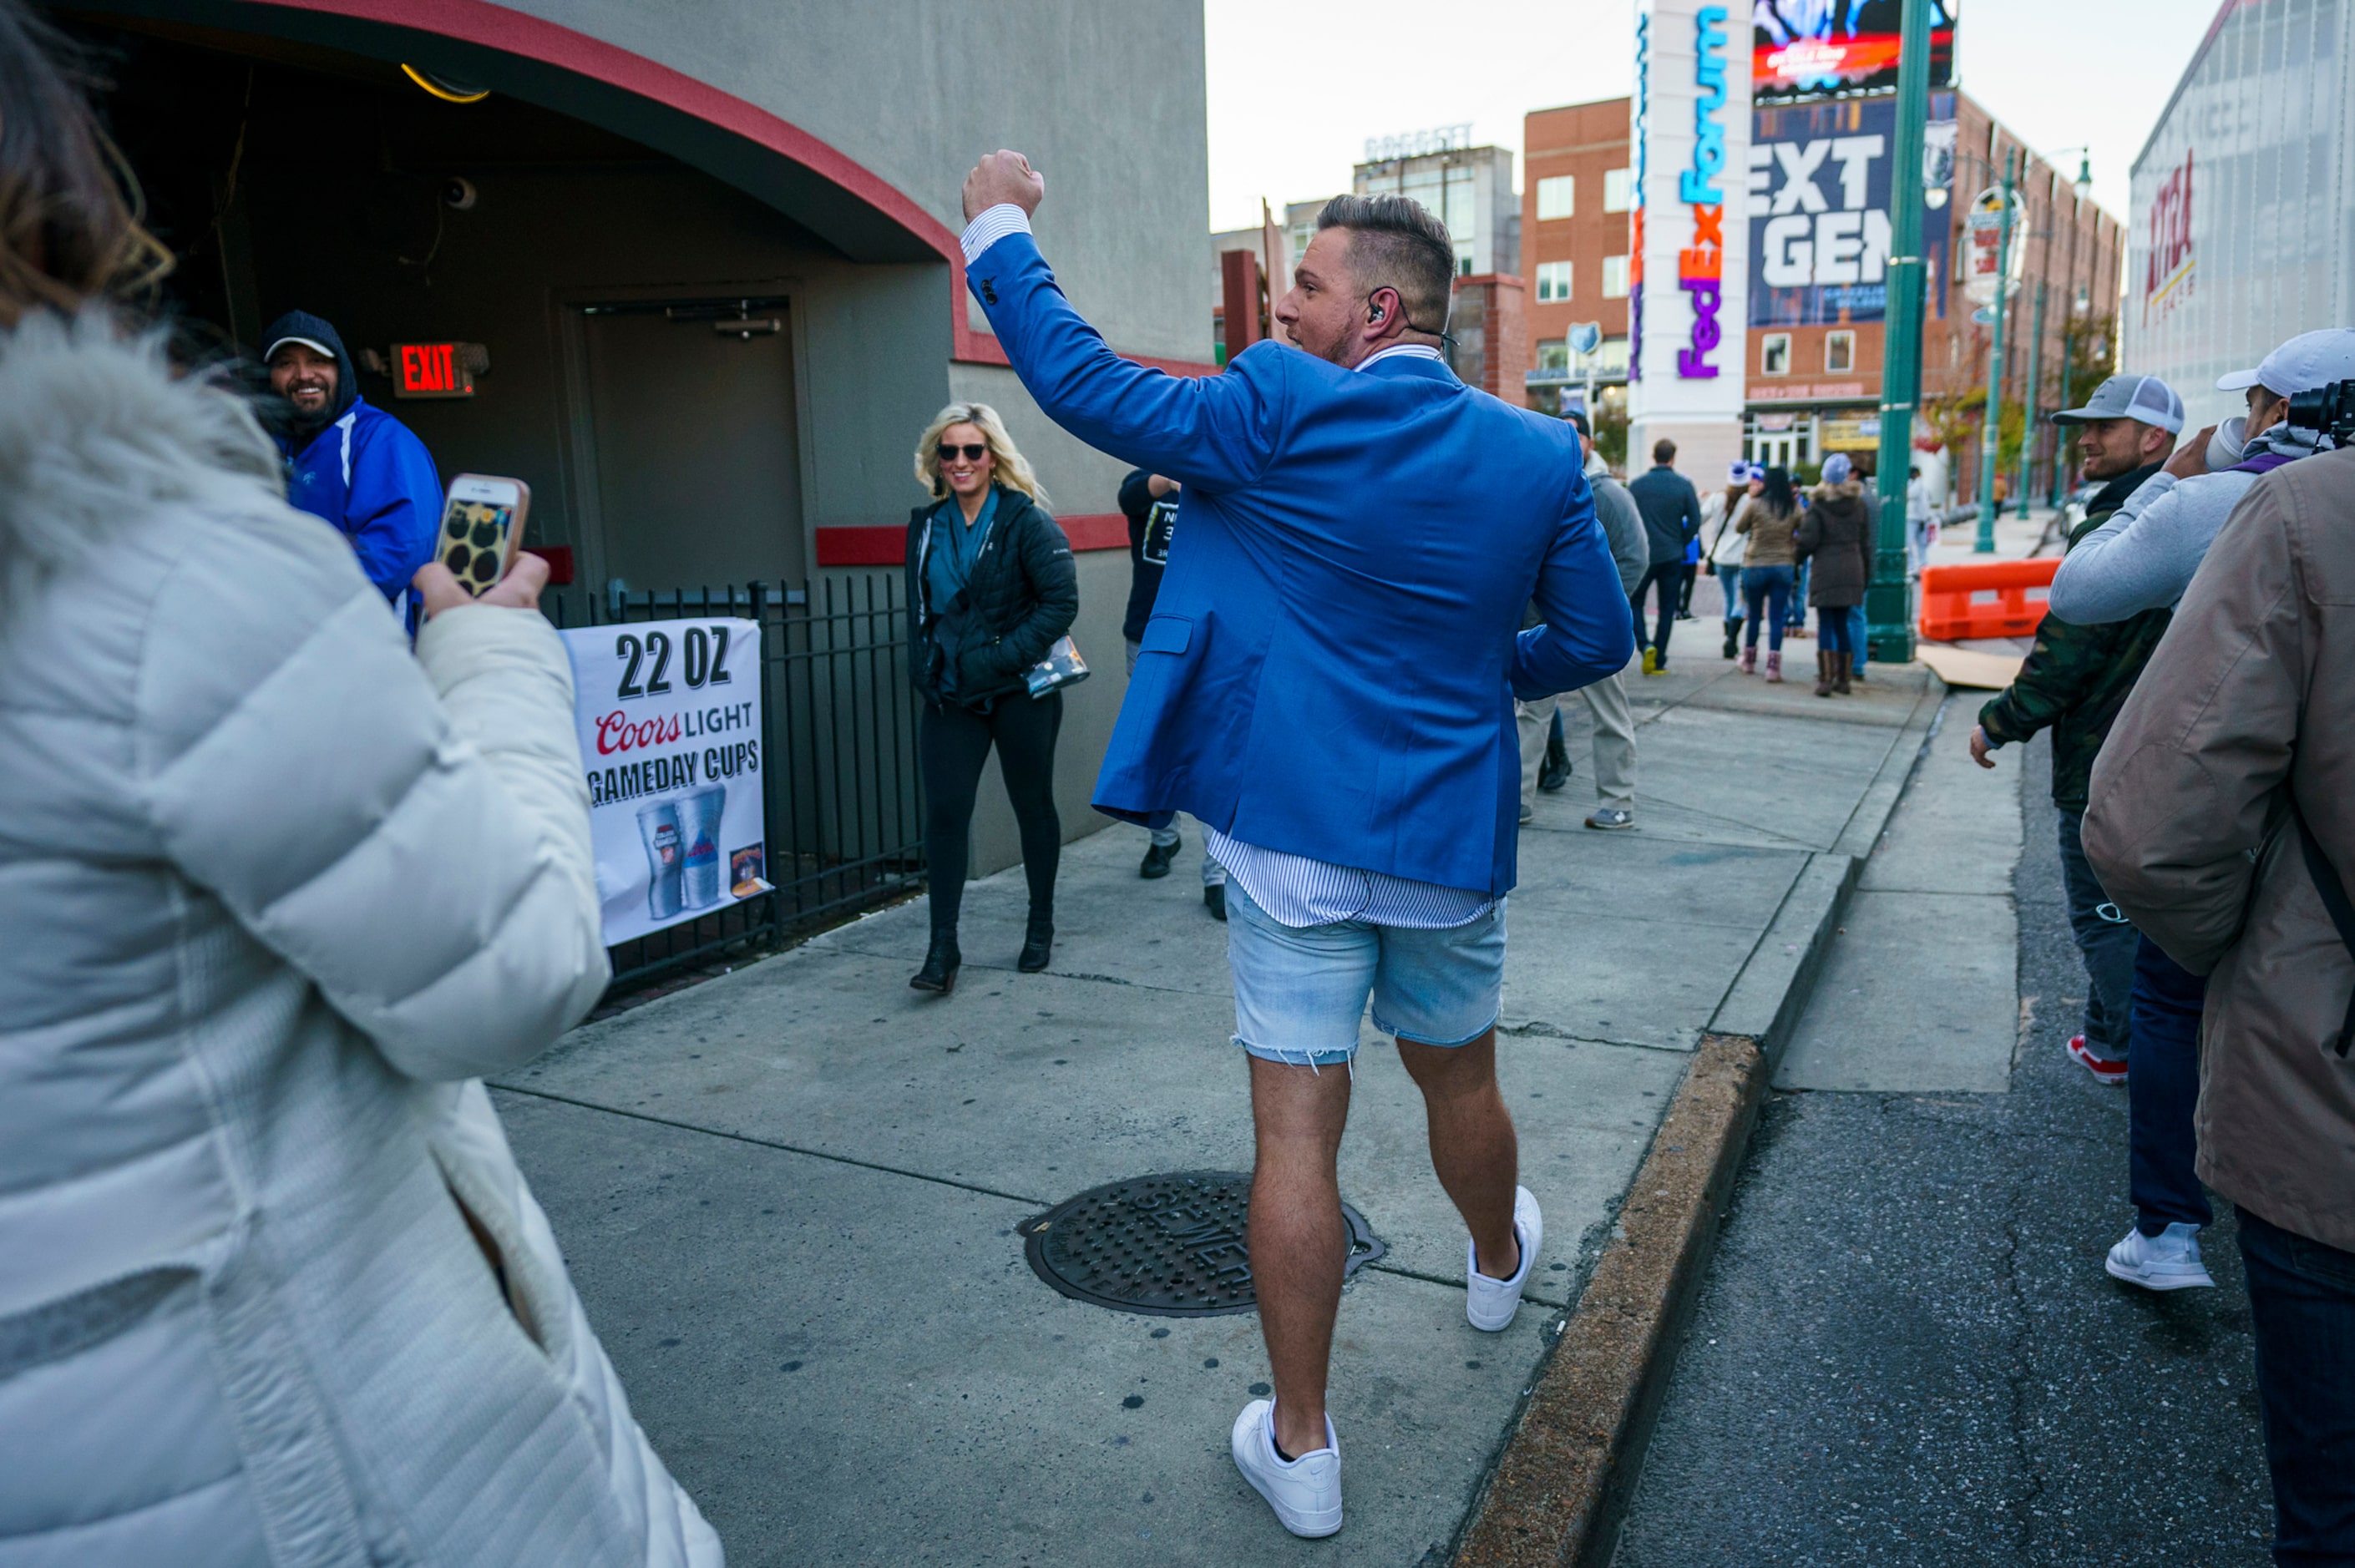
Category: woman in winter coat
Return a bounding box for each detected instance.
[1736,465,1803,681]
[1706,462,1757,659]
[1795,453,1877,696]
[904,402,1078,994]
[0,16,721,1560]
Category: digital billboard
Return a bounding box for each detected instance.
[1753,0,1957,103]
[1745,94,1952,327]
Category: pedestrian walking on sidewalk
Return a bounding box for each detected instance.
[1906,463,1937,574]
[905,403,1077,993]
[1520,409,1646,830]
[1736,465,1800,680]
[1706,462,1756,660]
[0,16,721,1560]
[958,154,1633,1540]
[1119,467,1229,915]
[1628,438,1704,674]
[1795,453,1874,695]
[2084,441,2355,1565]
[2050,333,2355,1295]
[1967,375,2183,1087]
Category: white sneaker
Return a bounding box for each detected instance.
[2105,1222,2216,1291]
[1466,1186,1542,1331]
[1229,1399,1342,1538]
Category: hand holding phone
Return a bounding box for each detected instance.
[413,549,548,620]
[434,474,531,598]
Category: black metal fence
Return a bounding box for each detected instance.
[552,573,924,993]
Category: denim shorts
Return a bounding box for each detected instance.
[1224,880,1507,1068]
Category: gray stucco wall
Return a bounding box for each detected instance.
[499,0,1213,364]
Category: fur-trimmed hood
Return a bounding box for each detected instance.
[0,311,281,615]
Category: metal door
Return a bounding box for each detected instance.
[580,300,804,599]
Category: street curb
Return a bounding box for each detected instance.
[1452,680,1947,1568]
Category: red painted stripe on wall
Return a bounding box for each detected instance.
[950,331,1221,379]
[816,513,1127,567]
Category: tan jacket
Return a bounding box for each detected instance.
[2083,444,2355,1252]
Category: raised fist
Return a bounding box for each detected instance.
[962,150,1046,223]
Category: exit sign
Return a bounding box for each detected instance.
[393,341,474,399]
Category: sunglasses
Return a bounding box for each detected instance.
[937,443,989,463]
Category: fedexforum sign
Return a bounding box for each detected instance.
[1630,0,1750,445]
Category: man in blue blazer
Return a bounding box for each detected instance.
[960,151,1634,1539]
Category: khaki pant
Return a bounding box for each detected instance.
[1517,671,1637,817]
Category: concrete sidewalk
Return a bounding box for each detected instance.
[494,653,1942,1565]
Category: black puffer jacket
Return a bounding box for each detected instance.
[905,485,1077,710]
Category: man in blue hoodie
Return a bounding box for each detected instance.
[262,311,443,611]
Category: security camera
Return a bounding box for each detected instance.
[443,178,477,211]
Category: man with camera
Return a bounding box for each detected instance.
[2082,380,2355,1565]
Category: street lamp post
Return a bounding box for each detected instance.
[1866,0,1933,663]
[1974,149,2019,553]
[2018,279,2044,519]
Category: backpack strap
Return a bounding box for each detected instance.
[2290,791,2355,1057]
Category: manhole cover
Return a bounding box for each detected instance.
[1018,1171,1385,1318]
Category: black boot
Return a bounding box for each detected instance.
[910,933,960,994]
[1204,883,1227,922]
[1538,725,1572,793]
[1721,620,1739,660]
[1018,910,1054,973]
[1139,836,1178,879]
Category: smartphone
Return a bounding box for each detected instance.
[436,474,531,596]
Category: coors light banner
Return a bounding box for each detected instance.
[562,617,770,945]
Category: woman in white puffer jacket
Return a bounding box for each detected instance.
[0,16,722,1562]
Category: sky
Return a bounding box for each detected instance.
[1203,0,2226,233]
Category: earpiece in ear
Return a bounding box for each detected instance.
[1369,305,1385,323]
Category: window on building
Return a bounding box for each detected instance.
[1457,246,1475,276]
[1536,260,1573,302]
[1600,255,1630,298]
[1762,332,1792,375]
[1603,168,1634,213]
[1594,336,1631,375]
[1826,331,1855,373]
[1536,338,1570,372]
[1537,175,1575,220]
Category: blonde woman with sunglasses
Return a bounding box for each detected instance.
[904,402,1077,994]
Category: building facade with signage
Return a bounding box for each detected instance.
[1627,0,1755,486]
[1554,4,2129,494]
[57,0,1211,874]
[2125,0,2355,433]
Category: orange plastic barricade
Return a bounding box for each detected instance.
[1917,558,2060,641]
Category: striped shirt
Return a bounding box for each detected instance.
[960,205,1493,930]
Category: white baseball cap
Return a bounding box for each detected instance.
[263,334,337,362]
[2216,327,2355,397]
[2051,374,2185,434]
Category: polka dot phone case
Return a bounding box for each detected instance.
[437,474,531,596]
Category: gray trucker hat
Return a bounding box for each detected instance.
[2051,374,2185,433]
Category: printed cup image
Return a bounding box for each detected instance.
[636,799,685,919]
[679,784,727,909]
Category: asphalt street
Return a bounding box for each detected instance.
[1613,728,2275,1565]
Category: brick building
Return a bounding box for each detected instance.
[1521,99,1636,419]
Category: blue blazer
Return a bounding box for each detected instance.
[968,230,1636,896]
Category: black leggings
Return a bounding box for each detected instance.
[920,692,1062,938]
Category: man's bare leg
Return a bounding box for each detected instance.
[1247,1054,1353,1460]
[1397,1031,1520,1278]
